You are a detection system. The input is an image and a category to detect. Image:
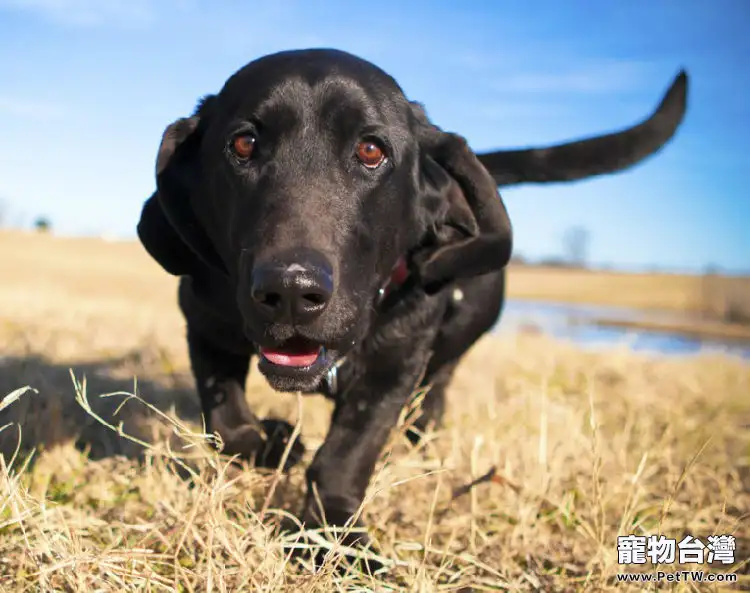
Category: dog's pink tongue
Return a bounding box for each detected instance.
[261,347,320,367]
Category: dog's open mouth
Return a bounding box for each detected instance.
[257,336,334,391]
[259,337,325,368]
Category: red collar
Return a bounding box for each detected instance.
[329,257,409,394]
[379,256,409,300]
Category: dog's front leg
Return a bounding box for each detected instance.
[301,299,442,559]
[187,327,304,470]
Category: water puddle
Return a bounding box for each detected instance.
[494,298,750,360]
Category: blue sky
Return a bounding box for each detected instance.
[0,0,748,273]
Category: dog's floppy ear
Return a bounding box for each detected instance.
[137,190,204,276]
[136,95,228,277]
[413,106,513,294]
[476,70,688,186]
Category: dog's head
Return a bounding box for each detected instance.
[139,49,512,391]
[138,49,688,392]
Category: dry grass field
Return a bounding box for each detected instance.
[1,230,748,592]
[506,265,750,316]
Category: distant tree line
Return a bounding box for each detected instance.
[34,217,52,233]
[0,197,52,233]
[511,225,591,270]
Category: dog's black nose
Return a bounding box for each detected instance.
[250,251,334,324]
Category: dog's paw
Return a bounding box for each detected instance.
[282,518,386,576]
[288,503,388,575]
[257,418,305,470]
[313,531,385,576]
[214,418,305,471]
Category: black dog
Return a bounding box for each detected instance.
[138,48,687,554]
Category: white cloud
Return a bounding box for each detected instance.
[0,96,68,120]
[496,60,656,95]
[474,99,571,121]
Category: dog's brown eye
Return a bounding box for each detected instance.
[232,134,256,160]
[356,140,385,168]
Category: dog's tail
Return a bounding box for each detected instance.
[476,69,688,187]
